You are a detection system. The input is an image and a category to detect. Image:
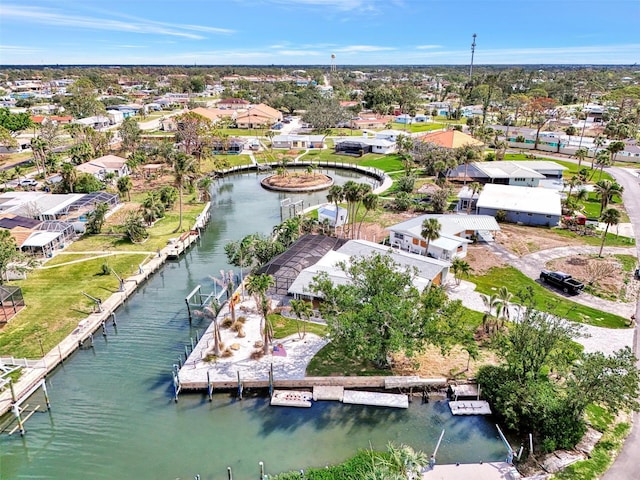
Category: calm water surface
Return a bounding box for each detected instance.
[1,171,505,479]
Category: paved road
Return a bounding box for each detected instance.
[601,166,640,480]
[483,242,637,318]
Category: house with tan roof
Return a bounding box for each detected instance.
[189,107,237,123]
[235,103,282,129]
[418,130,484,149]
[218,98,251,110]
[76,155,130,181]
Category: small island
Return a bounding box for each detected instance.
[261,171,334,192]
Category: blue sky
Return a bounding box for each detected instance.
[1,0,639,65]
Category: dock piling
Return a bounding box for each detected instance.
[111,312,117,325]
[12,404,25,436]
[259,461,265,479]
[227,466,233,480]
[41,379,51,410]
[102,321,107,336]
[237,371,243,400]
[207,371,213,402]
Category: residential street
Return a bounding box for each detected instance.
[600,166,640,480]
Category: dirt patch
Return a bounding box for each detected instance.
[262,172,332,190]
[546,254,639,302]
[392,345,500,379]
[495,224,582,256]
[465,244,506,275]
[104,203,141,229]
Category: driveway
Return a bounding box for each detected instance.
[446,279,634,356]
[483,242,637,319]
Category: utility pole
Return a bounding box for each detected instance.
[469,33,477,80]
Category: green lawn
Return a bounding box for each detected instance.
[270,314,327,339]
[66,199,205,252]
[614,254,638,272]
[550,228,635,248]
[299,150,403,173]
[201,154,252,172]
[1,254,148,358]
[470,266,629,328]
[503,154,616,183]
[390,122,446,133]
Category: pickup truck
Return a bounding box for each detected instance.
[539,270,585,294]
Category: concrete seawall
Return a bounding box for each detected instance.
[0,202,211,417]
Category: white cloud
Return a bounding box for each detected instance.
[266,0,376,11]
[0,45,43,55]
[335,45,396,53]
[0,4,233,40]
[277,50,323,57]
[416,45,442,50]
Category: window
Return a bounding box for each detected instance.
[394,233,404,240]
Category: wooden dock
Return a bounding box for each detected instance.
[0,202,212,419]
[343,390,409,409]
[422,462,519,480]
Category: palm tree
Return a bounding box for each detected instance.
[171,152,197,233]
[246,273,275,355]
[60,162,77,193]
[13,165,24,183]
[420,218,441,257]
[194,303,223,357]
[117,175,133,201]
[495,286,513,330]
[357,192,379,239]
[599,208,621,257]
[197,176,213,202]
[466,182,483,214]
[574,147,588,167]
[593,149,611,180]
[343,181,363,239]
[592,134,605,168]
[563,175,582,199]
[351,183,372,239]
[0,170,8,191]
[383,443,429,478]
[451,258,471,286]
[481,293,500,334]
[290,299,313,339]
[326,186,344,234]
[606,141,625,164]
[594,180,624,216]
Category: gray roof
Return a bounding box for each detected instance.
[288,239,449,298]
[388,214,500,238]
[477,184,562,216]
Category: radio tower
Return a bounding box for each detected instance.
[469,33,477,80]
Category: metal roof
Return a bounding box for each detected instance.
[477,184,562,216]
[22,230,62,247]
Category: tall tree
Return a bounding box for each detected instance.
[357,192,379,239]
[525,97,557,149]
[598,208,621,257]
[326,184,344,236]
[290,299,313,340]
[310,253,425,369]
[0,230,33,284]
[119,117,142,154]
[594,179,624,215]
[117,175,133,201]
[171,152,198,233]
[420,218,441,256]
[245,273,275,355]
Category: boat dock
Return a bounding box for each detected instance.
[422,462,519,480]
[449,400,492,415]
[0,203,212,420]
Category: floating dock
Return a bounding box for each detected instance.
[449,400,492,415]
[270,390,312,408]
[343,390,409,409]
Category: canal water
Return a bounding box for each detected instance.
[0,170,505,480]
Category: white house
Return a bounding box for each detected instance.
[75,155,130,181]
[287,239,451,301]
[388,214,500,260]
[475,184,562,227]
[75,115,111,130]
[317,204,347,227]
[375,129,407,143]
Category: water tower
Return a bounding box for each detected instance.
[331,53,336,73]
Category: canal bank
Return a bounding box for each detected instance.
[0,203,211,418]
[1,171,505,480]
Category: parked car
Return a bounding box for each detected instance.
[540,270,585,294]
[634,266,640,280]
[19,179,38,187]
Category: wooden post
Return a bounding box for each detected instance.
[41,379,51,410]
[227,467,233,480]
[12,403,25,435]
[433,429,445,459]
[184,345,189,361]
[111,312,117,325]
[259,461,265,479]
[9,379,17,403]
[529,433,534,456]
[185,297,192,323]
[102,321,107,336]
[207,371,213,402]
[237,371,243,400]
[269,364,274,398]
